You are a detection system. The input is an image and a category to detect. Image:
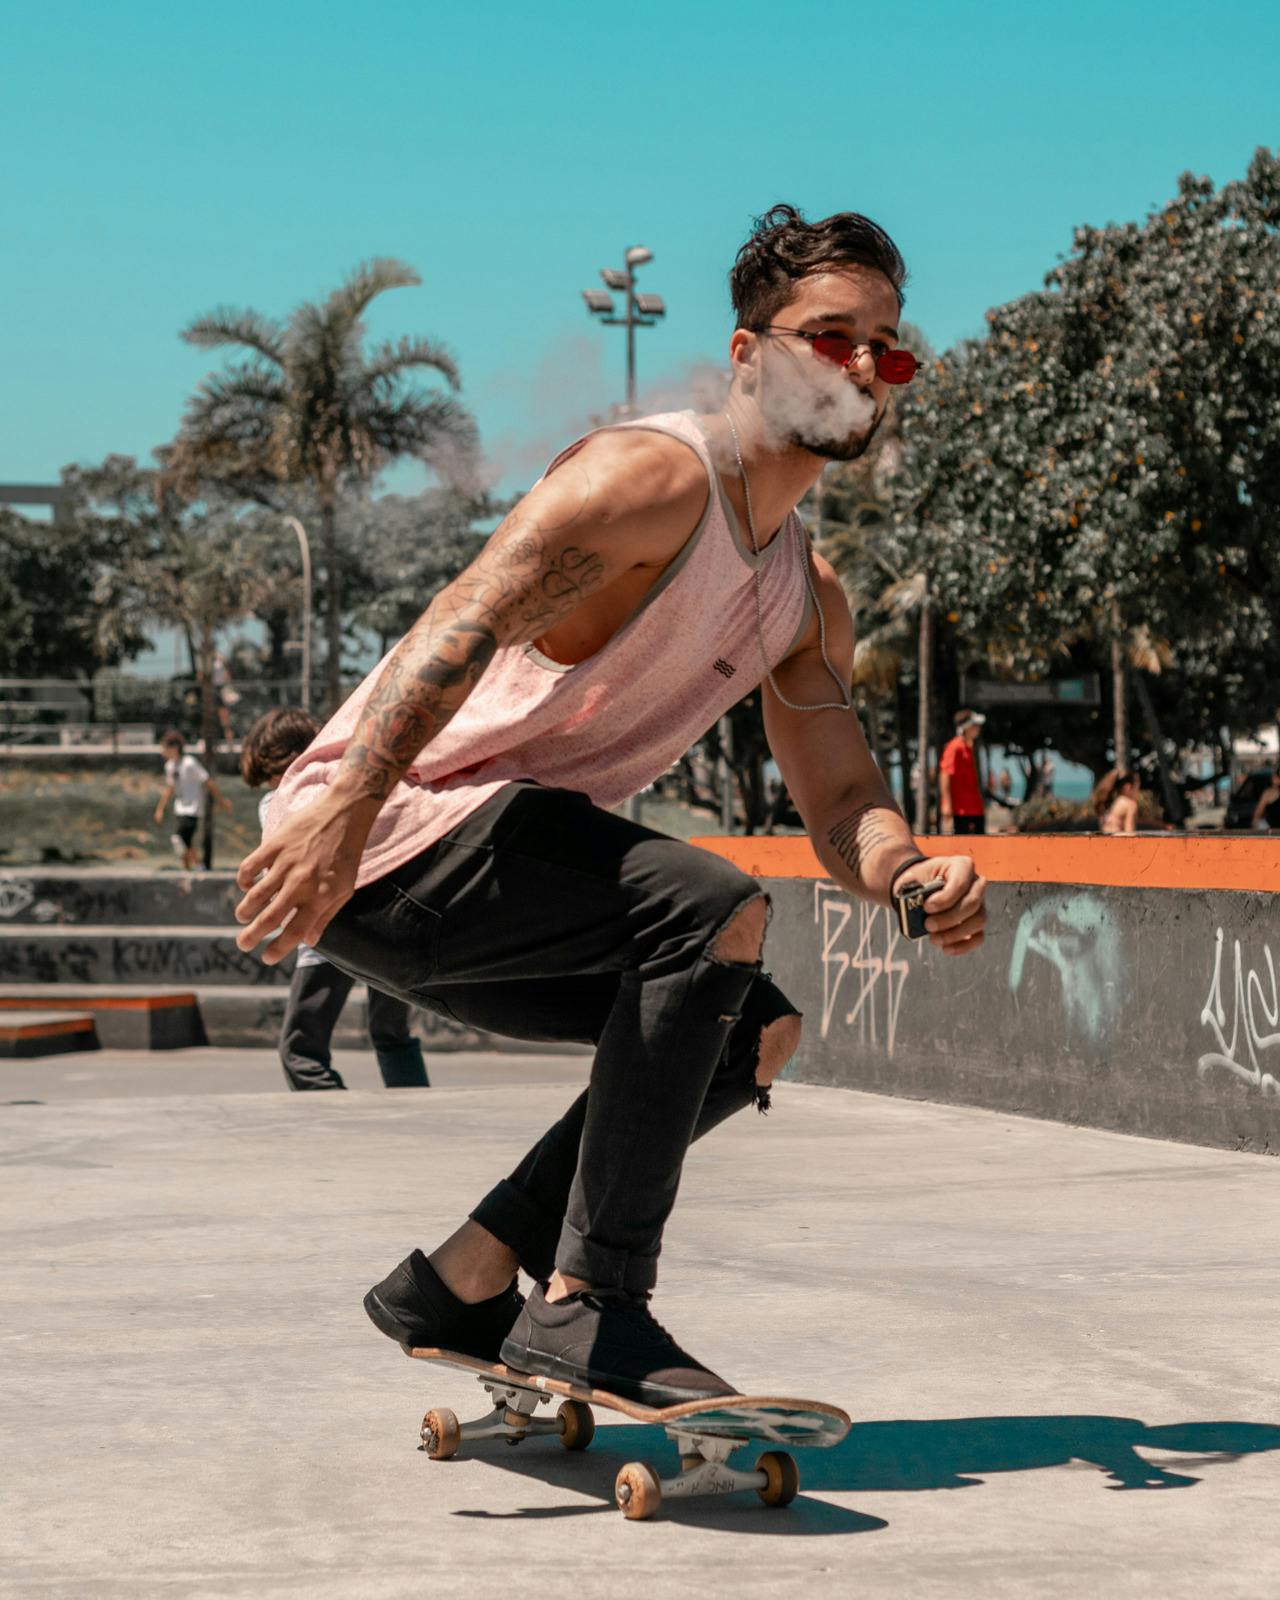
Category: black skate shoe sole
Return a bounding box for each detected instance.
[364,1288,420,1348]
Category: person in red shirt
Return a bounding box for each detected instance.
[939,709,988,835]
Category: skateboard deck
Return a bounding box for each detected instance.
[407,1345,851,1520]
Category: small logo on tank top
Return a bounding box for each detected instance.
[713,658,737,680]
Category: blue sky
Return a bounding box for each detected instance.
[3,0,1277,499]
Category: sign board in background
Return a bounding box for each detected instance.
[962,674,1101,707]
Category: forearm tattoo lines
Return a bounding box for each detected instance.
[338,519,605,801]
[826,802,899,884]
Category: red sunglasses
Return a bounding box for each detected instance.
[760,326,920,385]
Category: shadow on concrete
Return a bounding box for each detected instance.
[804,1415,1280,1494]
[438,1415,1280,1530]
[445,1420,885,1533]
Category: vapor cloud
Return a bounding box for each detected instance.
[481,335,730,487]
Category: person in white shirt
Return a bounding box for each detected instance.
[154,730,231,869]
[240,708,430,1091]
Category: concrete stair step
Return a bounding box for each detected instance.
[0,982,591,1056]
[0,924,283,988]
[195,986,591,1055]
[195,984,367,1049]
[0,869,239,928]
[0,984,206,1049]
[0,1008,101,1059]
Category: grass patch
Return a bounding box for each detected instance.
[0,765,263,868]
[0,767,755,869]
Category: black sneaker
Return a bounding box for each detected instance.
[499,1285,737,1408]
[363,1249,523,1361]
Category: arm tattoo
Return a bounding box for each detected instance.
[827,802,899,883]
[335,514,606,802]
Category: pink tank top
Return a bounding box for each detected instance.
[269,411,814,886]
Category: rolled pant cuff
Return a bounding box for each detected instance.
[554,1220,659,1295]
[470,1180,562,1282]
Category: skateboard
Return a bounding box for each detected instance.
[407,1346,851,1521]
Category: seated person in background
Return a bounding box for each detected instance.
[240,708,430,1092]
[1251,772,1280,833]
[1092,769,1140,835]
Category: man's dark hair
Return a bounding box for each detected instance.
[240,706,319,788]
[160,729,184,751]
[730,204,907,331]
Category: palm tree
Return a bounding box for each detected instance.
[167,259,478,710]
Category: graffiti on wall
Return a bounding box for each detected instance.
[812,882,913,1055]
[1198,928,1280,1098]
[1008,892,1122,1045]
[0,874,236,927]
[0,876,62,924]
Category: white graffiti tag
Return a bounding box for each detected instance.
[0,877,36,920]
[813,882,912,1055]
[1198,928,1280,1098]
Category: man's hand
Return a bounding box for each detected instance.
[896,855,986,956]
[234,790,380,964]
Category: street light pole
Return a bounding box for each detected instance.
[581,246,665,418]
[625,257,638,409]
[580,248,665,821]
[283,515,312,713]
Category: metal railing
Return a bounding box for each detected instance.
[0,675,363,748]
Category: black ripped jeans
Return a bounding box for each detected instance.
[317,782,799,1293]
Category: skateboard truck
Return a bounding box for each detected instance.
[421,1379,594,1458]
[615,1431,799,1521]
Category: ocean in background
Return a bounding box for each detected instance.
[881,744,1095,807]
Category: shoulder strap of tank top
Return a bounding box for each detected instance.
[540,411,716,487]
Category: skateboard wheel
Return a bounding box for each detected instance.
[755,1451,799,1507]
[556,1400,595,1451]
[615,1462,661,1521]
[421,1407,461,1460]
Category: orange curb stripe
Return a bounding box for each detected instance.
[691,834,1280,893]
[0,994,198,1013]
[0,1017,94,1041]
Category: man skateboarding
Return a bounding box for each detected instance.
[234,203,988,1409]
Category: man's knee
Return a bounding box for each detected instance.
[756,1011,802,1087]
[709,892,769,965]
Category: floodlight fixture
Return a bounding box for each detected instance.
[581,243,665,409]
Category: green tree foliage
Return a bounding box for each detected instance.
[62,456,284,749]
[0,497,147,678]
[342,487,497,656]
[886,149,1280,803]
[166,259,479,710]
[817,322,936,816]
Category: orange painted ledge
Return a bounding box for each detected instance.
[0,1016,94,1042]
[690,834,1280,894]
[0,993,197,1013]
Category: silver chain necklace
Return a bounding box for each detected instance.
[724,413,853,713]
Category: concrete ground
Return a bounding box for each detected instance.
[1,1048,1277,1599]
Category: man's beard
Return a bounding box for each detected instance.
[786,401,886,462]
[758,357,885,461]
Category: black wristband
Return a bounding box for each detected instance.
[888,855,928,898]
